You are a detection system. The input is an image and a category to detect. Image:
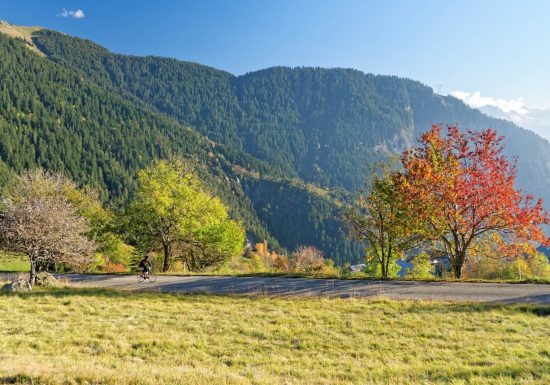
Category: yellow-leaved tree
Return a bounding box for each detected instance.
[126,160,245,272]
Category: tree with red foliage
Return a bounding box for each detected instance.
[399,125,549,278]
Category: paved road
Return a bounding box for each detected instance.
[3,272,548,304]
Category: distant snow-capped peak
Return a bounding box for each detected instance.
[451,90,550,141]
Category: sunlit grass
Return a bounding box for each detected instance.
[0,23,45,56]
[0,288,549,384]
[0,253,29,272]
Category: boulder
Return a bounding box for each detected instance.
[35,271,58,287]
[1,277,32,292]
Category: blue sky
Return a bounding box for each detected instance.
[1,0,549,110]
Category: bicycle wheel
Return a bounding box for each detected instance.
[137,273,146,282]
[148,271,157,283]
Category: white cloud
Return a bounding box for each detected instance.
[452,90,550,141]
[451,90,528,115]
[57,8,85,19]
[72,9,85,18]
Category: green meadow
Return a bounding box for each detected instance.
[0,253,29,272]
[0,288,549,385]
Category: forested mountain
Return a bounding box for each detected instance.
[32,30,412,189]
[2,23,550,265]
[33,29,550,203]
[0,27,362,264]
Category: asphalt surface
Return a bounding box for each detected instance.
[3,272,549,304]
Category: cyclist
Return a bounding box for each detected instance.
[138,254,153,277]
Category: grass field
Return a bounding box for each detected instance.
[0,288,549,384]
[0,253,29,272]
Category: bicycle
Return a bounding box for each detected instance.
[137,269,157,283]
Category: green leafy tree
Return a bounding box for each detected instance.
[63,183,135,270]
[406,252,434,279]
[127,160,245,272]
[343,160,418,277]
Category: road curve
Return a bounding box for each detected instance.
[3,273,547,304]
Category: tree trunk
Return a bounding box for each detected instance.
[380,261,388,278]
[451,251,465,279]
[29,256,37,286]
[162,242,171,272]
[382,258,389,278]
[452,263,462,279]
[380,246,388,278]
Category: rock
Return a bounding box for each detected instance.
[35,271,58,287]
[1,278,32,292]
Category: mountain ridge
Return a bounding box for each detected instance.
[2,23,550,265]
[34,28,550,200]
[0,28,363,264]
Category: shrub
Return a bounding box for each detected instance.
[99,233,135,267]
[290,246,325,273]
[100,262,126,273]
[320,259,339,276]
[249,254,267,273]
[406,252,434,279]
[463,252,550,280]
[273,254,290,272]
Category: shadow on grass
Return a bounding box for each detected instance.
[0,374,37,384]
[405,300,550,317]
[2,286,549,317]
[0,286,137,299]
[0,286,233,302]
[424,361,550,383]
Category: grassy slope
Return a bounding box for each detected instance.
[0,23,44,56]
[0,288,549,384]
[0,253,29,272]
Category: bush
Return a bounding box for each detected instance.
[249,254,268,273]
[405,252,434,279]
[320,259,339,276]
[100,263,126,273]
[526,252,550,277]
[99,233,135,267]
[252,241,289,272]
[272,254,290,272]
[464,252,550,280]
[364,257,400,277]
[290,246,325,273]
[170,260,185,273]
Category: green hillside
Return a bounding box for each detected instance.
[0,30,362,264]
[33,30,413,190]
[3,25,550,265]
[32,29,550,205]
[0,32,280,250]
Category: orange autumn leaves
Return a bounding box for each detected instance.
[398,125,549,277]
